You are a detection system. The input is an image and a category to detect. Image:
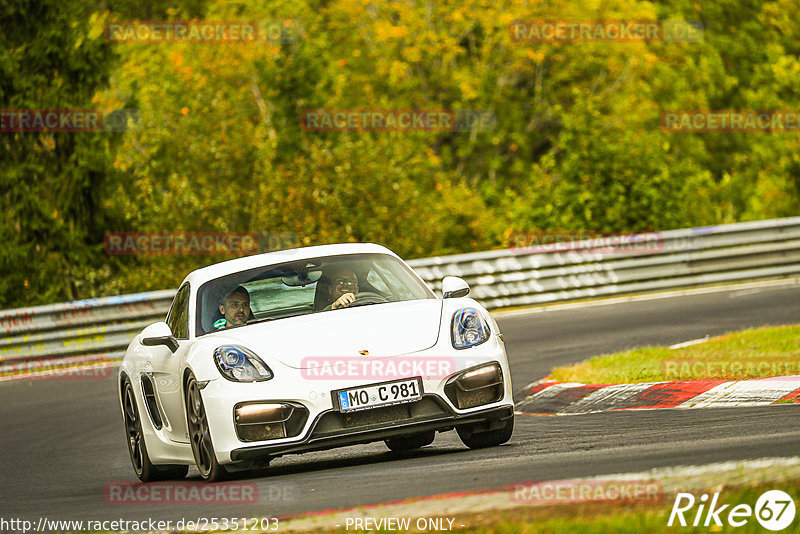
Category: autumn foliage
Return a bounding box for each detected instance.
[2,0,799,306]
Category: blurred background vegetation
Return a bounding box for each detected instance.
[1,0,799,308]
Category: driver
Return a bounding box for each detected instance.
[325,269,359,310]
[214,285,251,329]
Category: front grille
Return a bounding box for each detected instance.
[342,404,411,428]
[311,396,450,438]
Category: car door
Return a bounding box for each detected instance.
[147,283,191,443]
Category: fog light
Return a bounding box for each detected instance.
[461,366,502,389]
[236,403,291,424]
[234,402,308,442]
[444,363,503,409]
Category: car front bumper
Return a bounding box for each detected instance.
[230,398,514,461]
[199,335,514,464]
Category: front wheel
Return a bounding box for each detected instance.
[122,378,188,481]
[457,416,514,449]
[185,373,229,481]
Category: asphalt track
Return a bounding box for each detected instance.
[1,282,800,526]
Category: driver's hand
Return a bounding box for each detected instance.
[332,293,356,309]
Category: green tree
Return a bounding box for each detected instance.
[0,0,115,307]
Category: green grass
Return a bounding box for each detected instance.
[288,481,800,533]
[455,482,800,533]
[550,324,800,384]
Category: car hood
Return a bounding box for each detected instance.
[206,299,443,369]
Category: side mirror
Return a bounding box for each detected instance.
[442,276,470,299]
[140,322,180,353]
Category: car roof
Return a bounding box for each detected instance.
[181,242,399,289]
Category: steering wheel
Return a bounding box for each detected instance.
[348,291,389,307]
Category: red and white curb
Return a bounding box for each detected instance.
[516,376,800,415]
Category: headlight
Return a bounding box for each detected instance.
[214,345,273,382]
[451,308,491,349]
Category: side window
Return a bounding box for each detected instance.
[166,284,190,339]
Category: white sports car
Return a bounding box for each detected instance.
[118,243,514,481]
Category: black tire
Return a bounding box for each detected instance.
[122,378,189,481]
[457,416,514,449]
[185,373,229,482]
[385,431,435,452]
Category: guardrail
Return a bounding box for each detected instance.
[2,217,799,371]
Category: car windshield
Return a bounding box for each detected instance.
[195,253,435,336]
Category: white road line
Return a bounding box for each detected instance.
[669,336,710,350]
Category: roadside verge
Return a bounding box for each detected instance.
[271,458,800,533]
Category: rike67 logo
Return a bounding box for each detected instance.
[668,490,796,531]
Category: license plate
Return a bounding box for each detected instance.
[335,378,423,412]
